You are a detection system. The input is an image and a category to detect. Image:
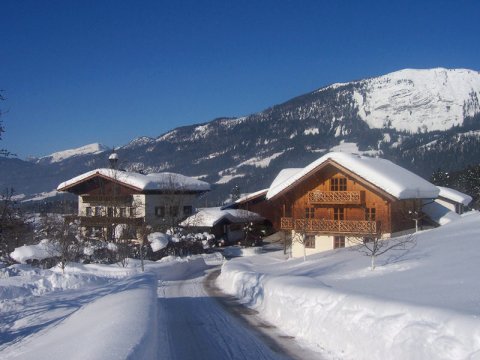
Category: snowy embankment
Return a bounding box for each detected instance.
[0,267,159,360]
[0,254,222,359]
[218,212,480,360]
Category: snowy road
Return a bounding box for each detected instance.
[156,266,316,360]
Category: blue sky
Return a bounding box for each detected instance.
[1,0,479,158]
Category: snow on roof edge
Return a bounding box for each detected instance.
[437,186,473,206]
[57,168,210,192]
[266,152,439,200]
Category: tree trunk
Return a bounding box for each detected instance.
[371,254,376,270]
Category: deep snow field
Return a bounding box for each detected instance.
[2,212,480,360]
[0,253,223,360]
[218,212,480,360]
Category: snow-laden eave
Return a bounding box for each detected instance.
[57,169,210,194]
[266,153,439,201]
[57,170,143,193]
[234,189,268,205]
[437,186,473,206]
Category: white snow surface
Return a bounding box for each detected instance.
[349,68,480,132]
[437,186,473,205]
[39,143,108,163]
[0,252,294,360]
[234,188,268,204]
[147,232,170,252]
[180,207,263,227]
[266,152,439,200]
[57,168,210,192]
[21,190,59,202]
[423,201,461,225]
[218,212,480,359]
[10,239,59,263]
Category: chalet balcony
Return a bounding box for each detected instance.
[308,190,364,205]
[64,215,144,227]
[280,217,378,235]
[81,195,133,205]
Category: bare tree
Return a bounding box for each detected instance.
[0,188,32,262]
[290,219,313,262]
[39,213,84,273]
[349,231,416,270]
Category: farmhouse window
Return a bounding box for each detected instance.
[331,177,347,191]
[333,207,345,220]
[305,235,315,248]
[365,208,376,221]
[305,207,315,219]
[334,236,345,249]
[155,206,165,217]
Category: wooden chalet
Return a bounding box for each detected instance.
[57,168,210,241]
[253,152,439,257]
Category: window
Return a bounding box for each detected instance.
[365,208,376,221]
[94,206,102,216]
[107,207,113,217]
[333,207,344,220]
[305,207,315,219]
[305,235,315,248]
[170,206,179,217]
[183,205,193,216]
[331,177,347,191]
[334,236,345,249]
[155,206,165,217]
[363,237,374,244]
[129,207,135,217]
[119,207,127,217]
[85,207,92,216]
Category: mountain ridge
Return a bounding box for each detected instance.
[3,67,480,204]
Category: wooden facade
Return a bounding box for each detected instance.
[237,160,426,253]
[58,171,208,241]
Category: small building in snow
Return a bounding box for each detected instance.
[180,207,263,245]
[435,186,472,215]
[265,152,439,258]
[423,186,472,226]
[57,168,210,241]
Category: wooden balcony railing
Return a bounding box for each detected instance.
[280,217,378,235]
[308,191,364,205]
[81,195,133,205]
[65,215,144,226]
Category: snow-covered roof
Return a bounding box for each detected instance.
[180,207,263,228]
[234,189,268,204]
[437,186,472,206]
[266,152,439,200]
[423,201,461,226]
[57,169,210,193]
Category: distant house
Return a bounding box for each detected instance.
[263,152,439,258]
[423,186,473,226]
[435,186,472,214]
[57,167,210,241]
[180,207,263,245]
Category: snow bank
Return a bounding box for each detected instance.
[218,213,480,359]
[1,273,159,360]
[147,232,169,252]
[10,239,59,263]
[222,246,263,257]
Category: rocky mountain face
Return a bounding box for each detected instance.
[2,67,480,205]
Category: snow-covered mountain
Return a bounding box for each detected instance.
[2,68,480,203]
[35,143,109,164]
[350,68,480,132]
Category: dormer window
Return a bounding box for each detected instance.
[331,177,347,191]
